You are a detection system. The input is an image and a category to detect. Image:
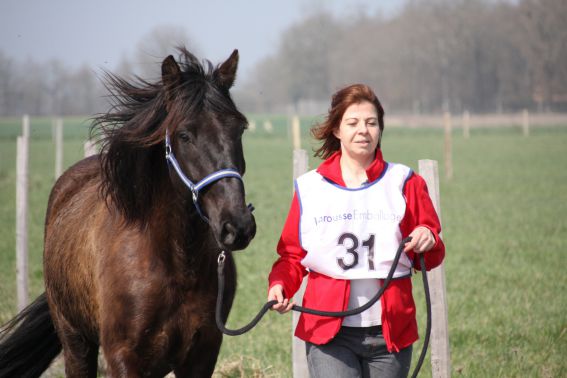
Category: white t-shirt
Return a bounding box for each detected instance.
[343,278,383,326]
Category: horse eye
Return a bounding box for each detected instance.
[178,131,192,143]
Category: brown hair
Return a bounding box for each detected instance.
[312,84,385,159]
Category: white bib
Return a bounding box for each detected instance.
[296,163,413,280]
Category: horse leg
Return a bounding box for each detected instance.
[57,326,98,378]
[174,328,223,378]
[102,337,155,378]
[103,349,142,377]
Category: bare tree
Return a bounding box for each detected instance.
[243,0,567,114]
[2,0,566,116]
[64,65,105,115]
[280,12,341,110]
[0,52,15,115]
[134,25,200,80]
[517,0,567,111]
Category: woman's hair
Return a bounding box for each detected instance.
[312,84,384,159]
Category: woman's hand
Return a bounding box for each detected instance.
[268,284,294,314]
[404,226,436,254]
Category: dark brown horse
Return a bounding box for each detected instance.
[0,48,255,377]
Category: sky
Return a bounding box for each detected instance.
[0,0,404,83]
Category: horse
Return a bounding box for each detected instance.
[0,47,256,377]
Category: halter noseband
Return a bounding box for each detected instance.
[165,129,243,222]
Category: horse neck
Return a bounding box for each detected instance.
[152,187,218,272]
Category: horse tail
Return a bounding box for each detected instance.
[0,292,62,378]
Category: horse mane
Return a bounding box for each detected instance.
[90,47,226,224]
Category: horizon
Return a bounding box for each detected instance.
[0,0,404,83]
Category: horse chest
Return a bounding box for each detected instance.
[148,295,212,357]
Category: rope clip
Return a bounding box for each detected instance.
[217,250,226,267]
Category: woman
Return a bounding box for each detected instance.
[267,84,445,378]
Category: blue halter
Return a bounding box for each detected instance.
[165,130,244,222]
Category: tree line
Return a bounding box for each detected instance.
[0,25,199,117]
[237,0,567,114]
[1,0,565,117]
[0,52,106,117]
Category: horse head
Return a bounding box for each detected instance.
[160,49,256,251]
[96,48,255,252]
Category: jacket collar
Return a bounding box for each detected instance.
[316,149,386,187]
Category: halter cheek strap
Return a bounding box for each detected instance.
[165,130,243,222]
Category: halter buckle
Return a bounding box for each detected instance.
[217,251,226,266]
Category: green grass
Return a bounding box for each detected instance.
[1,117,566,377]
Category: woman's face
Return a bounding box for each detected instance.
[333,101,380,162]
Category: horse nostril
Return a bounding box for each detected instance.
[221,222,237,247]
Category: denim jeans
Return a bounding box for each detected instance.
[305,326,412,378]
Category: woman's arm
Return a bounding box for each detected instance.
[400,173,446,270]
[268,192,309,300]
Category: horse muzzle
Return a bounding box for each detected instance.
[219,210,256,251]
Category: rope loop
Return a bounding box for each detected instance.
[214,236,432,377]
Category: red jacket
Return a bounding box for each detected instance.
[268,150,445,352]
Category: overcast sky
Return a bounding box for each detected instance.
[0,0,404,82]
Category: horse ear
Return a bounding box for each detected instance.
[162,55,181,89]
[215,49,239,89]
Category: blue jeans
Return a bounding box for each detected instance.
[305,326,412,378]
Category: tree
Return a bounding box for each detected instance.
[243,0,567,113]
[134,25,200,80]
[517,0,567,110]
[0,52,15,115]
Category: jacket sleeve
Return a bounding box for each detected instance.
[400,172,446,270]
[268,192,308,299]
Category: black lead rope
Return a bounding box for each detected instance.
[215,237,432,378]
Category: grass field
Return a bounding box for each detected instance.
[1,116,566,377]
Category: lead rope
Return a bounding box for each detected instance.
[215,237,432,378]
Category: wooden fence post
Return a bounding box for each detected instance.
[292,116,301,150]
[263,120,273,133]
[418,159,451,378]
[292,149,309,378]
[522,109,530,137]
[16,115,30,311]
[443,112,453,180]
[55,117,63,179]
[249,120,256,133]
[462,111,470,139]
